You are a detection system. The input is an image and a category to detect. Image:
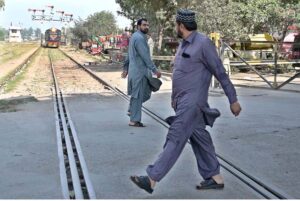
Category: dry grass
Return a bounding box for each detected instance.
[2,48,41,93]
[0,42,39,64]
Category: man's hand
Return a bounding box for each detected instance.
[230,101,241,116]
[156,71,161,78]
[121,71,128,78]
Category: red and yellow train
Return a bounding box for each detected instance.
[45,27,61,48]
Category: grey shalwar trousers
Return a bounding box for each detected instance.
[146,95,220,182]
[129,77,151,122]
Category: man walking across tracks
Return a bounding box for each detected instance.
[122,18,161,127]
[130,9,242,194]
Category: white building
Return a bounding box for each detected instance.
[8,26,22,42]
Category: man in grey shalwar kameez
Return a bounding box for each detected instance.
[130,9,242,194]
[122,18,161,127]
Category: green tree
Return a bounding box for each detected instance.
[21,28,28,40]
[0,0,5,10]
[193,0,300,40]
[85,11,117,36]
[276,0,300,40]
[116,0,149,33]
[116,0,181,52]
[193,0,244,39]
[71,11,118,41]
[28,27,34,39]
[0,27,6,40]
[117,0,300,48]
[71,17,90,42]
[21,27,34,40]
[34,28,41,38]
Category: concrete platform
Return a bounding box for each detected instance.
[64,93,262,199]
[1,85,298,198]
[144,87,300,198]
[0,96,62,199]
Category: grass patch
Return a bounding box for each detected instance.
[3,48,42,93]
[0,71,11,84]
[4,71,27,92]
[0,96,38,113]
[0,42,39,64]
[49,48,65,62]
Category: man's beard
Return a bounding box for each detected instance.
[177,29,183,38]
[141,28,149,34]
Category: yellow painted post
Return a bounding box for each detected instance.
[209,32,221,48]
[209,33,221,88]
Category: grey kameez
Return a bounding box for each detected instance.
[123,30,158,122]
[146,31,238,181]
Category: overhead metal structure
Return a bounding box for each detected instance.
[28,5,73,23]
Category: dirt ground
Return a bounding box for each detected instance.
[2,45,299,105]
[0,48,53,100]
[0,47,111,104]
[61,46,300,93]
[229,71,300,91]
[0,44,39,81]
[61,47,173,94]
[50,49,108,95]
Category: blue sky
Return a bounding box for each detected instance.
[0,0,131,31]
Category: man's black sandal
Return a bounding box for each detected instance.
[196,178,224,190]
[130,175,153,194]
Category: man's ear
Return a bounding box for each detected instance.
[179,23,184,31]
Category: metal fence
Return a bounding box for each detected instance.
[220,40,300,90]
[105,40,300,91]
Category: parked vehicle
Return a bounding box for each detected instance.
[281,32,300,59]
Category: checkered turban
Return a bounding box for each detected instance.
[176,9,196,23]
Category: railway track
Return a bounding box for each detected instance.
[59,48,293,199]
[61,49,294,199]
[113,87,293,200]
[48,50,96,199]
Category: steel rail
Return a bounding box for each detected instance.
[60,49,293,199]
[60,93,96,199]
[49,50,96,199]
[52,87,70,199]
[49,52,84,199]
[114,87,292,199]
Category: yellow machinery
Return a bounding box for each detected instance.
[234,33,275,50]
[209,32,221,47]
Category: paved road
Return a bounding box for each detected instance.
[65,93,262,199]
[0,86,299,198]
[0,96,62,199]
[144,87,300,198]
